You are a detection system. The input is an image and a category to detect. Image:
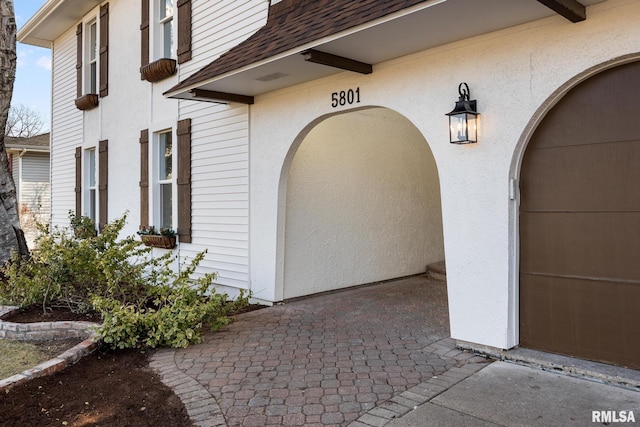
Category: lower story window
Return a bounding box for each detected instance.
[86,148,97,221]
[157,130,173,228]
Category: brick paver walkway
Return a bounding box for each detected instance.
[151,276,489,426]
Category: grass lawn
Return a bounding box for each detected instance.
[0,340,49,378]
[0,339,78,379]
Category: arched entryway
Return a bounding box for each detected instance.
[519,60,640,369]
[281,107,444,299]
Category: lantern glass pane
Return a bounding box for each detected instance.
[466,113,478,143]
[449,114,468,143]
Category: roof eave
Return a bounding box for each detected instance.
[166,0,603,102]
[17,0,103,48]
[164,0,445,100]
[6,146,50,153]
[164,48,303,100]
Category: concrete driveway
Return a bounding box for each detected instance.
[387,361,640,427]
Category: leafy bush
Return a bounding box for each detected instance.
[69,210,97,239]
[1,214,153,312]
[0,213,249,349]
[93,251,248,349]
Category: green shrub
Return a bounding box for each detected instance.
[69,210,97,239]
[93,251,249,349]
[1,213,155,312]
[0,213,249,349]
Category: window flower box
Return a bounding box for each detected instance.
[138,226,176,249]
[140,235,176,249]
[75,94,99,111]
[140,58,177,83]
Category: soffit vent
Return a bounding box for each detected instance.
[255,72,288,82]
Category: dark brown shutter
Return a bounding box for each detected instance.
[177,119,191,243]
[76,24,83,98]
[75,147,82,217]
[139,129,149,228]
[140,0,149,77]
[177,0,192,64]
[99,3,109,97]
[98,140,108,231]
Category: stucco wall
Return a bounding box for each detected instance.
[283,108,443,299]
[248,0,640,349]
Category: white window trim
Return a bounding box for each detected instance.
[151,127,177,230]
[84,148,98,223]
[153,0,175,61]
[83,16,99,95]
[88,20,97,94]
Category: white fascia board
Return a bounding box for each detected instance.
[17,0,103,48]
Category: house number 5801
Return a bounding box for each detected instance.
[331,88,361,108]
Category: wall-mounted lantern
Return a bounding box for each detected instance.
[446,82,479,144]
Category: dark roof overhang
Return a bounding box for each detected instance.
[165,0,603,104]
[537,0,587,23]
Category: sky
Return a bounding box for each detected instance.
[14,0,51,133]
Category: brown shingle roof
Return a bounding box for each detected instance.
[5,133,50,151]
[167,0,429,95]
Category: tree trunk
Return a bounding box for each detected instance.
[0,0,29,263]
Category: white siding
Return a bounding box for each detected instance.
[178,0,268,292]
[50,0,154,238]
[11,154,19,198]
[45,0,266,292]
[178,101,250,290]
[21,153,51,221]
[20,181,50,219]
[180,0,268,78]
[13,152,51,248]
[22,152,50,182]
[51,27,83,228]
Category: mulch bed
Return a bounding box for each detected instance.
[0,306,193,427]
[1,307,102,323]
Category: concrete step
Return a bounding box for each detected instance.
[427,260,446,281]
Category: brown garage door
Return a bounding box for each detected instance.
[520,60,640,369]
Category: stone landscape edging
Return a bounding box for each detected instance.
[0,305,101,392]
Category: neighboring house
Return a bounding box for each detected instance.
[6,133,51,248]
[18,0,640,370]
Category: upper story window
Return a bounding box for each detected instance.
[75,4,109,111]
[87,20,98,94]
[159,0,174,59]
[140,0,191,83]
